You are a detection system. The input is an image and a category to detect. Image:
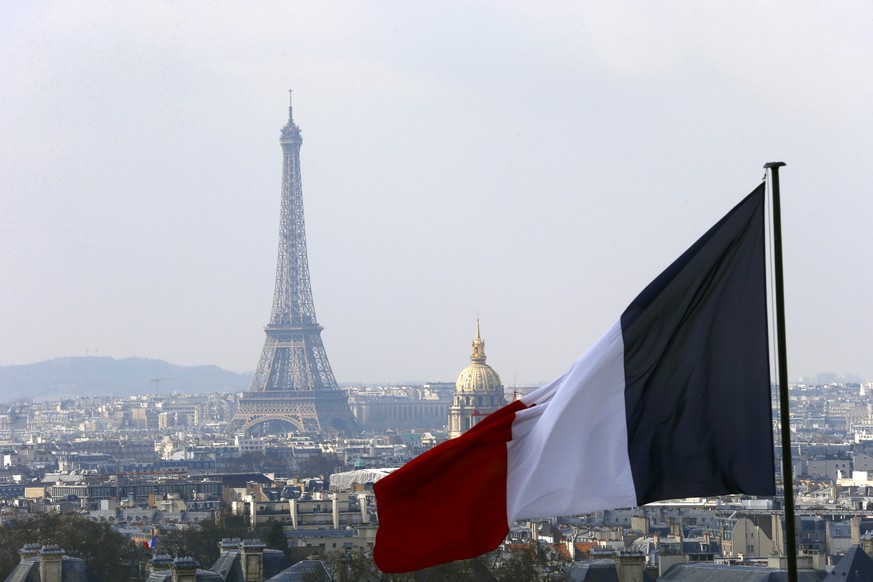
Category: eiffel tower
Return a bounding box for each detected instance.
[227,93,359,435]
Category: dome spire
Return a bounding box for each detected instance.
[471,317,486,364]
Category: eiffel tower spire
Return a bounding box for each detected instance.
[228,95,359,434]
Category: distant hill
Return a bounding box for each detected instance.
[0,356,251,401]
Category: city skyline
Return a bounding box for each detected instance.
[2,2,872,384]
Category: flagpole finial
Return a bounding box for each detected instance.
[763,161,786,169]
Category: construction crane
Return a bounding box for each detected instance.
[150,378,175,395]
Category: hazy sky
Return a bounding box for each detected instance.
[1,1,871,386]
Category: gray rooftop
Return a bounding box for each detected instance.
[208,547,290,582]
[658,563,825,581]
[825,545,873,581]
[266,560,330,582]
[144,569,223,582]
[4,555,90,582]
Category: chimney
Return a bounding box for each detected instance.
[18,544,41,561]
[171,556,199,582]
[288,498,298,530]
[240,539,266,582]
[851,517,861,545]
[149,554,174,575]
[631,516,649,536]
[219,538,242,551]
[614,552,646,582]
[358,494,369,524]
[39,545,65,582]
[772,513,785,555]
[332,495,339,529]
[249,498,258,528]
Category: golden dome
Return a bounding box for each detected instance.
[455,319,503,394]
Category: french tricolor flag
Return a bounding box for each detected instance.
[143,535,157,550]
[374,184,776,573]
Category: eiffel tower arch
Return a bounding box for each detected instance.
[227,93,359,435]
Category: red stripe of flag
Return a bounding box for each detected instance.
[374,400,528,573]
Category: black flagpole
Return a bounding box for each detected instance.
[765,161,797,582]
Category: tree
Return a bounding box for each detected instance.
[156,509,247,567]
[484,544,540,582]
[297,550,419,582]
[0,513,145,582]
[298,452,344,478]
[254,519,287,553]
[408,559,481,581]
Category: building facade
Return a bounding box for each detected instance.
[448,320,506,439]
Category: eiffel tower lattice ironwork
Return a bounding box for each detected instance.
[228,93,359,435]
